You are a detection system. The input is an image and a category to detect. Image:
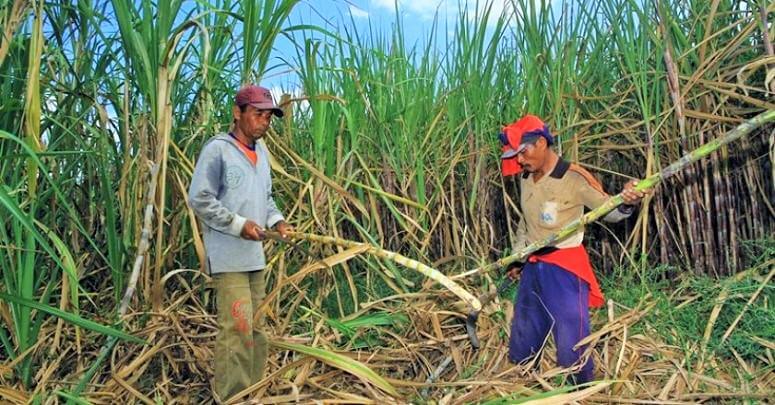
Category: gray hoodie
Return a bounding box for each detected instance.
[188,134,284,273]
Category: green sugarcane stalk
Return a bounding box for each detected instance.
[453,109,775,281]
[265,231,482,311]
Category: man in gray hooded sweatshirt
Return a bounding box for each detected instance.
[188,84,292,400]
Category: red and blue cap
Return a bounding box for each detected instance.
[499,115,553,176]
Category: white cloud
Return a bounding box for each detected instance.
[370,0,515,22]
[349,5,370,18]
[371,0,448,20]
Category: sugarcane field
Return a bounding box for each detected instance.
[1,0,774,403]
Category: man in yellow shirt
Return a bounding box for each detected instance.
[499,115,645,384]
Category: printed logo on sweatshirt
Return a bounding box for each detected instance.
[225,165,245,189]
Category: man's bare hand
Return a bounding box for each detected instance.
[621,179,648,205]
[506,264,523,280]
[275,221,293,240]
[240,220,264,241]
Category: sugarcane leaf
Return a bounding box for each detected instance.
[0,293,146,345]
[270,340,399,397]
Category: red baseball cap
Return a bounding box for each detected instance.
[499,115,551,159]
[235,84,284,117]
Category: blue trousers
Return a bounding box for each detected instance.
[508,261,594,384]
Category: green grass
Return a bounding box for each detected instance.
[600,238,774,366]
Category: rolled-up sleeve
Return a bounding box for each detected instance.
[188,143,246,236]
[575,174,633,223]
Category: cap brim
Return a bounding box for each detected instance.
[501,148,518,159]
[248,103,284,118]
[501,143,530,159]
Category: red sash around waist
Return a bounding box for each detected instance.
[528,245,604,308]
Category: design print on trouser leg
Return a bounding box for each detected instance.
[231,298,253,347]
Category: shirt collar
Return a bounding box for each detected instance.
[549,158,570,179]
[522,158,571,180]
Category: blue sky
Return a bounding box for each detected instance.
[266,0,518,90]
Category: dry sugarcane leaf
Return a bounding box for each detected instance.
[0,387,28,404]
[269,339,400,398]
[520,381,612,404]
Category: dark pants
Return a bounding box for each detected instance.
[508,261,594,384]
